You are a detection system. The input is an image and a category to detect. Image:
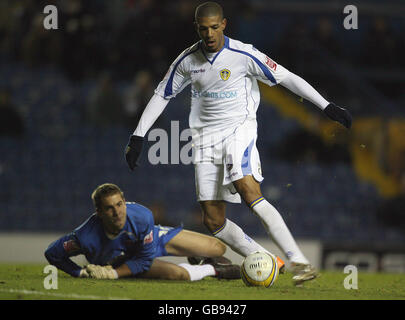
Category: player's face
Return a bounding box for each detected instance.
[97,193,127,234]
[195,15,227,52]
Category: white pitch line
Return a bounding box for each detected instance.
[0,288,132,300]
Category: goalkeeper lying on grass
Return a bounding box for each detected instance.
[44,183,243,281]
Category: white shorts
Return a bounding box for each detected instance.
[193,120,264,203]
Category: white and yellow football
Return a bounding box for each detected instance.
[240,251,279,287]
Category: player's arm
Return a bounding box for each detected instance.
[116,246,155,278]
[124,94,170,170]
[114,263,132,278]
[85,209,156,279]
[117,214,156,277]
[125,49,192,170]
[44,234,88,278]
[247,47,352,128]
[86,254,153,280]
[279,71,352,128]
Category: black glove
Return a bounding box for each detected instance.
[323,102,352,129]
[125,135,144,170]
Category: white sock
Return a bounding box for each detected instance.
[212,218,269,257]
[178,263,216,281]
[250,196,309,264]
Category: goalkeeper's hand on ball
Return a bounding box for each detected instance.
[125,135,144,170]
[86,264,119,280]
[323,102,352,129]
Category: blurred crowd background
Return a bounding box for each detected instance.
[1,0,405,252]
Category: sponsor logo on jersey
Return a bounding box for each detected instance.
[191,68,206,74]
[265,56,277,71]
[158,226,172,237]
[143,230,154,244]
[191,89,237,99]
[219,68,231,81]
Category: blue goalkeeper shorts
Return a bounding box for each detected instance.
[152,225,183,258]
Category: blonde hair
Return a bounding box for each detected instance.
[91,183,124,209]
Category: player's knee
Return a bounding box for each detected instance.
[212,238,226,256]
[239,186,262,205]
[170,267,190,281]
[233,177,262,205]
[200,201,226,233]
[202,214,225,234]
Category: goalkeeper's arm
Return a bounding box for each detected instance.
[84,262,146,280]
[115,263,132,278]
[44,234,87,278]
[85,256,153,279]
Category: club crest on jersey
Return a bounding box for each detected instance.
[219,69,231,81]
[63,240,80,253]
[143,230,153,244]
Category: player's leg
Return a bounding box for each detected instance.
[194,144,271,259]
[139,257,239,281]
[200,200,270,257]
[199,200,226,233]
[164,229,226,258]
[225,120,309,264]
[152,225,239,280]
[138,258,220,281]
[233,175,309,264]
[233,175,317,283]
[138,259,191,280]
[222,121,313,281]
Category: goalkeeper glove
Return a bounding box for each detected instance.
[125,135,144,170]
[323,102,352,129]
[86,264,119,280]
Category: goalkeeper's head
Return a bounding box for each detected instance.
[92,183,127,235]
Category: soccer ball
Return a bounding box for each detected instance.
[240,251,279,287]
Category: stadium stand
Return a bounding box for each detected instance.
[1,0,404,247]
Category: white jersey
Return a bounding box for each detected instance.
[155,36,288,136]
[134,36,329,145]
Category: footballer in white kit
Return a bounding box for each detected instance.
[154,35,290,203]
[125,1,352,285]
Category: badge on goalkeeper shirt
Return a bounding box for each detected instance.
[143,230,154,244]
[63,240,80,253]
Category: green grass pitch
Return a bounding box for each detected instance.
[0,264,404,300]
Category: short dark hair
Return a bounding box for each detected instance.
[91,183,124,209]
[195,1,223,21]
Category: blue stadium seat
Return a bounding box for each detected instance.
[0,59,399,243]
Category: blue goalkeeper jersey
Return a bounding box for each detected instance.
[45,202,175,277]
